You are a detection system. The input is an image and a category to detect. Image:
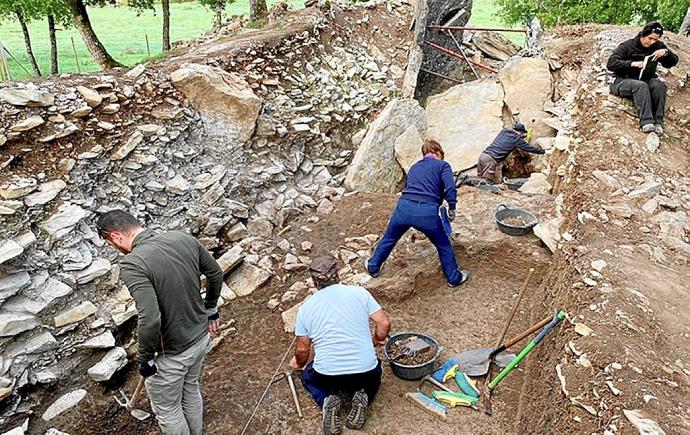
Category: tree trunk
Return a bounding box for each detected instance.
[48,15,59,75]
[162,0,171,51]
[213,0,223,29]
[250,0,268,21]
[680,6,690,36]
[16,10,41,76]
[66,0,123,70]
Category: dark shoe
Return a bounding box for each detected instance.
[346,389,368,430]
[448,270,470,287]
[364,258,381,278]
[641,124,655,133]
[322,395,343,435]
[654,124,664,135]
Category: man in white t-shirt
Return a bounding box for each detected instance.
[289,255,391,435]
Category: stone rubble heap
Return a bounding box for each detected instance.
[0,1,410,428]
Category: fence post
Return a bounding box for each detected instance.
[145,34,151,59]
[71,36,81,73]
[0,42,12,80]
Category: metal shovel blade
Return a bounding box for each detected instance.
[456,348,516,377]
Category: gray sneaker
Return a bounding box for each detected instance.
[448,270,470,288]
[654,124,664,135]
[364,258,381,278]
[346,389,369,430]
[641,124,655,133]
[322,395,343,435]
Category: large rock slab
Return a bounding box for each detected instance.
[5,330,57,359]
[42,389,87,421]
[76,331,116,349]
[217,245,244,274]
[1,276,73,315]
[498,58,555,139]
[76,86,102,107]
[426,80,504,171]
[39,203,87,240]
[345,99,427,192]
[0,312,39,337]
[11,115,45,132]
[0,88,54,107]
[0,176,37,200]
[0,272,31,305]
[87,347,128,382]
[24,180,67,207]
[225,263,271,297]
[0,240,23,265]
[473,31,520,61]
[394,125,425,173]
[54,301,98,327]
[171,64,261,145]
[519,172,552,195]
[76,258,111,284]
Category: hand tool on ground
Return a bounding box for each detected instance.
[419,374,453,394]
[271,370,303,418]
[241,336,297,435]
[456,313,553,377]
[114,376,151,421]
[405,392,448,421]
[488,310,566,390]
[432,362,480,398]
[432,390,478,408]
[431,357,459,383]
[388,337,431,363]
[482,268,534,416]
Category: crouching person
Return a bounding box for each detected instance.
[289,255,391,435]
[98,210,223,435]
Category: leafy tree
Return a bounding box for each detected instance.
[680,6,690,35]
[129,0,171,51]
[64,0,124,70]
[41,0,73,74]
[0,0,44,76]
[199,0,230,29]
[495,0,690,33]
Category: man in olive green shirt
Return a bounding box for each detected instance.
[98,210,223,435]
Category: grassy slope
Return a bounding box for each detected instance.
[0,0,519,81]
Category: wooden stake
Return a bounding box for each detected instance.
[420,68,463,84]
[0,42,9,81]
[425,41,498,74]
[428,25,527,33]
[71,36,81,73]
[145,34,151,59]
[1,44,31,77]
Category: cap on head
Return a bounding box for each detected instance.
[309,255,338,286]
[514,123,527,134]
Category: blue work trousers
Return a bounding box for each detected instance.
[368,198,462,285]
[300,360,382,408]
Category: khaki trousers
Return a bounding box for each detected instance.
[477,153,500,184]
[145,334,211,435]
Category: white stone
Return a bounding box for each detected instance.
[112,304,137,326]
[0,312,39,337]
[394,125,424,173]
[282,300,307,333]
[592,170,621,190]
[225,263,271,297]
[5,330,57,359]
[533,217,562,253]
[76,258,111,284]
[316,198,334,214]
[24,180,67,207]
[0,176,38,200]
[0,88,54,107]
[623,409,666,435]
[110,131,144,160]
[166,175,190,195]
[39,203,87,239]
[76,330,116,349]
[217,245,244,273]
[42,389,87,421]
[11,115,45,132]
[54,301,98,327]
[87,347,128,382]
[225,222,248,242]
[125,63,146,78]
[76,86,102,107]
[519,173,552,195]
[0,272,31,304]
[591,259,607,272]
[1,277,73,315]
[0,240,23,264]
[628,180,662,200]
[45,429,70,435]
[645,132,660,152]
[100,103,120,114]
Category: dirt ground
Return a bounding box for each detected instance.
[54,187,558,434]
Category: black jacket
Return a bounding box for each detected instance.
[483,129,545,162]
[606,36,678,80]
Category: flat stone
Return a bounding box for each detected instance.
[87,347,128,382]
[76,258,111,284]
[316,198,334,214]
[71,106,92,118]
[628,180,662,200]
[193,165,227,190]
[0,312,39,337]
[152,108,183,120]
[217,245,244,273]
[225,222,248,242]
[533,217,563,253]
[281,300,306,333]
[0,88,54,107]
[1,276,73,315]
[225,263,271,297]
[24,180,67,207]
[283,253,306,271]
[97,121,116,131]
[220,282,237,301]
[100,103,120,114]
[111,131,144,160]
[34,370,58,385]
[76,86,102,107]
[0,240,24,264]
[137,124,161,137]
[519,173,552,195]
[111,304,137,326]
[45,429,70,435]
[604,202,635,219]
[54,301,98,327]
[473,31,520,61]
[247,217,273,238]
[592,170,621,190]
[0,176,38,200]
[645,132,660,152]
[0,199,23,215]
[39,203,87,239]
[623,409,666,435]
[76,330,116,349]
[42,389,87,421]
[0,272,31,304]
[126,63,146,78]
[11,115,45,132]
[5,330,57,359]
[166,175,190,195]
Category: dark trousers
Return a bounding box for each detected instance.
[368,198,462,285]
[610,78,667,127]
[300,360,383,408]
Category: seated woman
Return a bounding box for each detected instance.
[364,139,469,287]
[607,21,679,134]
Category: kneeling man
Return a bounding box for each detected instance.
[289,255,391,435]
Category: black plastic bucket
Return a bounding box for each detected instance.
[384,332,442,380]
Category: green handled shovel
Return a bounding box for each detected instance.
[488,310,566,390]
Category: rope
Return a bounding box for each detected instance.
[240,335,297,435]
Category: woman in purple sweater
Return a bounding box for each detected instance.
[365,139,469,287]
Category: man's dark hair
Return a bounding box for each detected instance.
[97,210,142,238]
[640,21,664,37]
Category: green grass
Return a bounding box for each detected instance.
[467,0,526,46]
[0,0,518,81]
[0,1,301,80]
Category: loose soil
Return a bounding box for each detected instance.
[389,336,436,366]
[501,216,530,227]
